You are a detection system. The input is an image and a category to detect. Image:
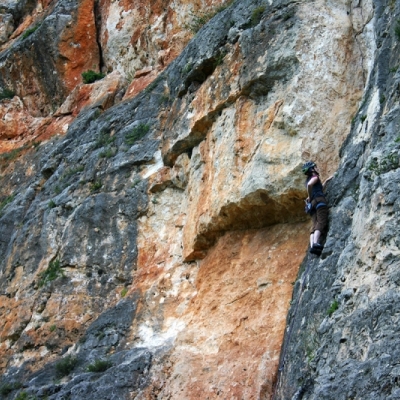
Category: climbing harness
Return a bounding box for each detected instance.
[272,260,314,400]
[304,201,313,214]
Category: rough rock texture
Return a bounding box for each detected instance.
[0,0,397,399]
[0,0,100,116]
[0,0,103,152]
[97,0,195,79]
[135,224,308,399]
[275,0,400,398]
[0,0,226,152]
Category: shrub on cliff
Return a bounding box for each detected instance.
[86,359,113,373]
[0,382,22,396]
[0,88,15,100]
[94,129,116,149]
[82,70,105,84]
[395,19,400,41]
[99,147,117,158]
[90,180,103,192]
[14,391,35,400]
[38,259,65,287]
[0,194,14,213]
[14,391,29,400]
[0,149,21,164]
[21,25,40,40]
[327,299,339,317]
[125,123,150,145]
[249,5,266,27]
[55,355,78,377]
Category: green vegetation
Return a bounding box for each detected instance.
[131,177,141,188]
[0,383,13,396]
[0,88,15,100]
[250,5,266,27]
[54,185,62,194]
[62,165,84,178]
[0,149,19,162]
[159,94,170,105]
[99,147,116,159]
[303,321,320,365]
[49,324,57,332]
[125,123,150,145]
[0,142,39,170]
[92,108,102,120]
[126,68,136,83]
[185,1,234,33]
[0,381,22,396]
[14,391,37,400]
[38,259,65,287]
[90,180,103,192]
[120,288,128,297]
[82,70,105,84]
[367,159,380,176]
[15,392,28,400]
[327,299,339,317]
[145,77,162,93]
[390,65,398,73]
[22,25,40,40]
[185,10,215,33]
[213,51,227,68]
[48,200,57,209]
[367,152,398,178]
[395,19,400,41]
[0,146,26,162]
[306,347,314,363]
[350,183,360,201]
[380,95,386,104]
[0,194,15,214]
[183,62,193,74]
[52,167,79,194]
[96,331,106,340]
[86,359,113,373]
[55,355,78,377]
[94,129,115,149]
[360,115,367,123]
[282,10,295,21]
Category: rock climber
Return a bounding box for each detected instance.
[302,161,333,255]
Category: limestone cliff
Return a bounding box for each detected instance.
[275,1,400,398]
[0,0,398,399]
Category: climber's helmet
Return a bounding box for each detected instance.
[302,161,316,175]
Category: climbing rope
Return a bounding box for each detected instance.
[272,259,314,400]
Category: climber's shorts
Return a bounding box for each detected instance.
[310,205,328,234]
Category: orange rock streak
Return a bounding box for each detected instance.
[59,0,100,90]
[138,222,309,399]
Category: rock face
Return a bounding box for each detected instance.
[0,0,398,399]
[275,1,400,398]
[0,0,100,116]
[0,0,196,151]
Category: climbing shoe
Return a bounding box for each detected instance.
[313,243,324,250]
[309,247,321,255]
[309,244,322,255]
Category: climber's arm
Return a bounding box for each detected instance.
[322,175,333,190]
